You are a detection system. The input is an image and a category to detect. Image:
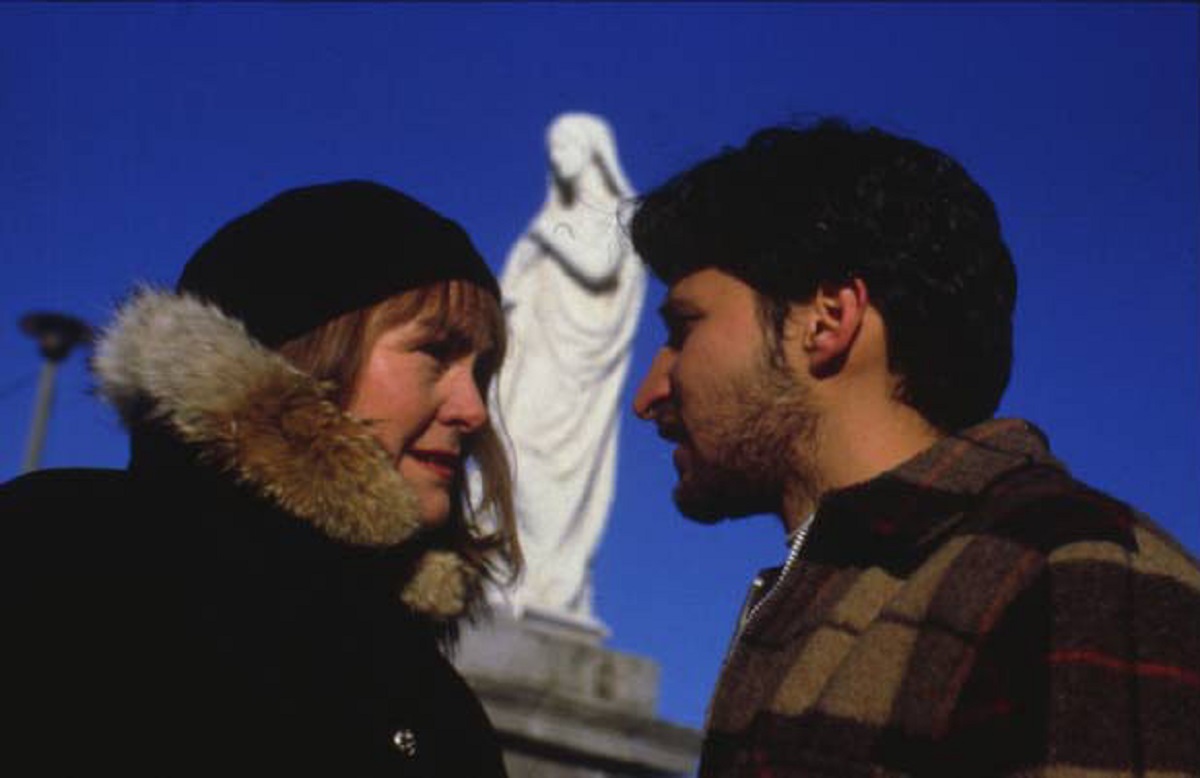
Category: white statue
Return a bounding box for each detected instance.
[495,113,646,626]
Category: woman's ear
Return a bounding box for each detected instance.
[799,278,868,377]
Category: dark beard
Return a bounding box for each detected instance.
[672,358,820,524]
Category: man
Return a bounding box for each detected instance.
[631,120,1199,777]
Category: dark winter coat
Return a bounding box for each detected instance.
[702,419,1200,777]
[2,290,507,776]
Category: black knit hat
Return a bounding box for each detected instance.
[177,180,499,348]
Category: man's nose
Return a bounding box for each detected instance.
[633,348,674,420]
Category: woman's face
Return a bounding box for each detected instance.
[548,126,589,182]
[347,305,492,527]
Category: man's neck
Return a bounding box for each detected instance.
[780,401,942,533]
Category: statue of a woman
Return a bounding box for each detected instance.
[495,113,645,626]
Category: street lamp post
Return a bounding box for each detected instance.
[19,312,93,473]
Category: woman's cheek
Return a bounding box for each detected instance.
[365,420,405,463]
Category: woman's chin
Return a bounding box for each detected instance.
[414,491,452,528]
[397,458,455,527]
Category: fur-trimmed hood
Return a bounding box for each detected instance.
[93,288,475,619]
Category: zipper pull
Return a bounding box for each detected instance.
[736,574,767,633]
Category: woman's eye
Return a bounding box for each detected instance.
[417,340,453,362]
[473,353,497,393]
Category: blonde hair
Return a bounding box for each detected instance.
[278,280,520,591]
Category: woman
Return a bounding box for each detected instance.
[2,181,517,775]
[495,113,645,623]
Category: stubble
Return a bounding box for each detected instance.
[673,355,822,524]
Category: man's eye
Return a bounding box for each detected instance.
[666,318,694,350]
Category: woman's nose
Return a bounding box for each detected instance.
[443,369,488,432]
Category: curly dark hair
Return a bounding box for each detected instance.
[630,119,1017,432]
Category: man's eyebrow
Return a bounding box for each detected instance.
[658,297,701,322]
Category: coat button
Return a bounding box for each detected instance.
[391,728,418,757]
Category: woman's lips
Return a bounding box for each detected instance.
[407,449,460,480]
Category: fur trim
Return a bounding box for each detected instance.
[401,551,477,619]
[94,288,469,617]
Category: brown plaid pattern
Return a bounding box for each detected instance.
[702,419,1200,777]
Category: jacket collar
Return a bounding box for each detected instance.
[806,419,1066,571]
[93,288,474,619]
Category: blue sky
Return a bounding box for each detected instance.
[2,3,1196,729]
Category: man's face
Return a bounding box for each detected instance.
[633,268,819,523]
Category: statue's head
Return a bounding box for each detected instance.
[547,118,591,183]
[545,113,632,199]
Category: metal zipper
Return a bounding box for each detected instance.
[735,513,816,640]
[705,514,818,730]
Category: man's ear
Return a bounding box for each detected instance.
[796,278,868,377]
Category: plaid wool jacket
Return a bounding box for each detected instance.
[702,419,1200,777]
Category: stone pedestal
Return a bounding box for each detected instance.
[454,611,701,777]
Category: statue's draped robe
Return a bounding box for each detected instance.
[496,203,645,619]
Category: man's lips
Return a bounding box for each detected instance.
[656,424,691,472]
[655,422,686,444]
